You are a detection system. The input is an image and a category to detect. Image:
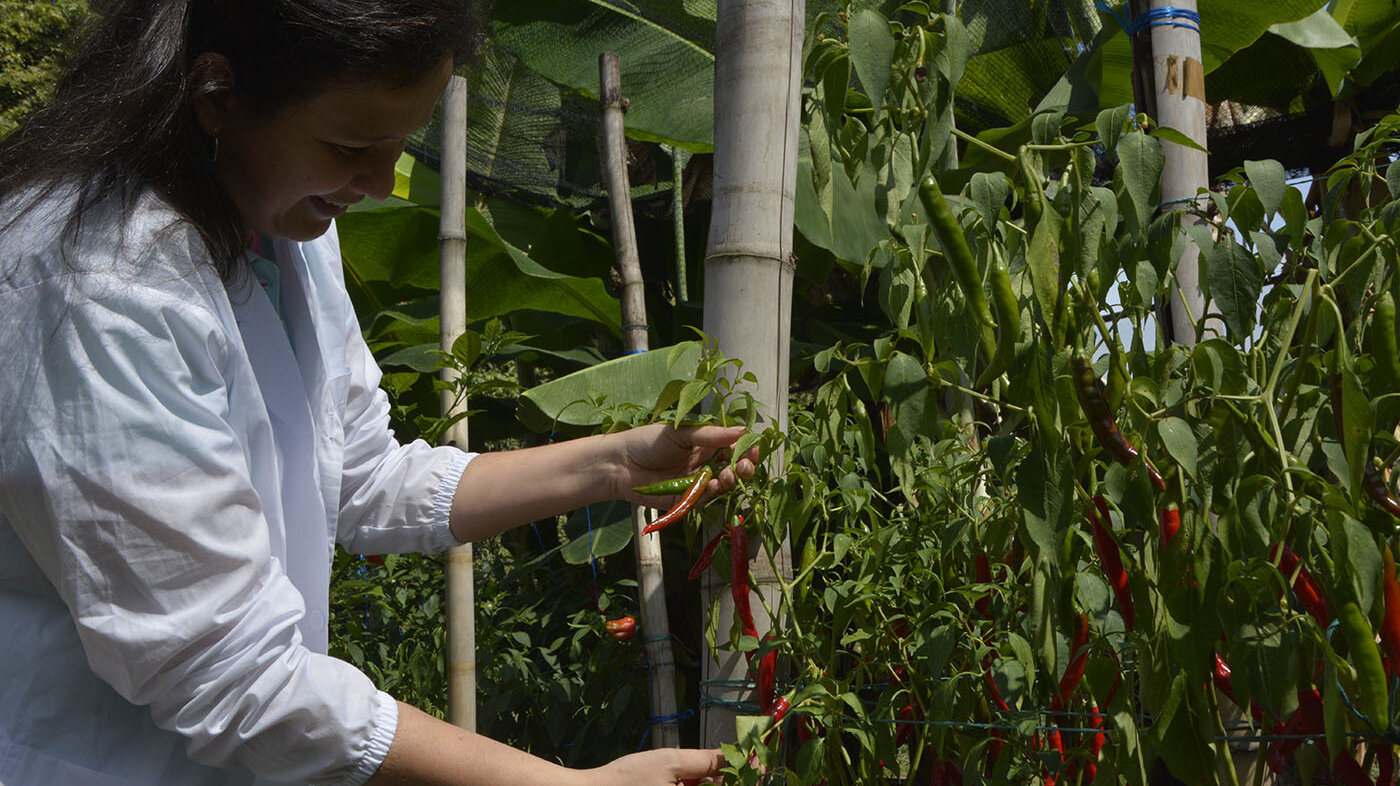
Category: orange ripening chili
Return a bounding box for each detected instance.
[1071,356,1165,491]
[640,466,712,536]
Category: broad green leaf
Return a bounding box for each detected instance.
[462,44,567,203]
[848,9,895,113]
[561,500,634,564]
[338,201,621,330]
[517,341,705,431]
[1244,159,1288,217]
[1196,0,1330,73]
[491,0,715,151]
[1269,7,1361,95]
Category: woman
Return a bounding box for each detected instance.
[0,2,748,785]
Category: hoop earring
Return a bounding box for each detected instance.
[211,136,220,164]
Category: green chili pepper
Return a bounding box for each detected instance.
[1371,290,1400,394]
[633,470,706,496]
[1338,599,1389,731]
[1018,146,1045,234]
[975,252,1019,388]
[918,175,998,359]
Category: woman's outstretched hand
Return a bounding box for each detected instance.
[582,747,725,785]
[617,424,759,507]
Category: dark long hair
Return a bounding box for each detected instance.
[0,0,487,282]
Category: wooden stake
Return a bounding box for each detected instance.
[439,73,477,732]
[599,51,681,749]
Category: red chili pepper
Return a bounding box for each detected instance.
[1159,504,1181,549]
[1090,497,1135,631]
[756,647,777,715]
[1045,726,1065,781]
[1085,701,1105,781]
[1071,357,1166,491]
[641,466,712,535]
[1264,707,1308,775]
[731,521,757,637]
[687,524,730,580]
[1382,545,1400,678]
[1054,611,1091,709]
[766,695,789,724]
[930,760,965,786]
[1333,752,1377,786]
[1366,462,1400,519]
[982,654,1008,767]
[895,702,919,748]
[974,553,992,618]
[1270,543,1331,628]
[1213,651,1267,725]
[604,616,637,641]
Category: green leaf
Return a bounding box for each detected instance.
[883,351,930,495]
[848,8,895,114]
[969,171,1012,229]
[1157,417,1199,480]
[1117,132,1165,234]
[1244,159,1288,216]
[1026,208,1062,323]
[1095,104,1132,155]
[1204,234,1265,340]
[378,343,442,373]
[1147,125,1208,154]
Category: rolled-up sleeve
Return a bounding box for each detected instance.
[333,308,474,556]
[0,265,396,786]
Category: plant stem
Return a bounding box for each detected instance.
[951,127,1016,162]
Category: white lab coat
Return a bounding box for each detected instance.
[0,189,473,785]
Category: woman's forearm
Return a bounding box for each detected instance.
[447,434,621,544]
[365,702,584,786]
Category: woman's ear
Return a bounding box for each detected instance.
[188,52,236,136]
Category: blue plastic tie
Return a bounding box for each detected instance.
[1096,2,1201,35]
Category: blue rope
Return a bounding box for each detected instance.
[1096,2,1201,35]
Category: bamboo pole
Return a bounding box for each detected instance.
[598,51,681,750]
[1130,0,1213,346]
[439,73,477,732]
[700,0,803,747]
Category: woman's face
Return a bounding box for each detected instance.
[195,56,453,242]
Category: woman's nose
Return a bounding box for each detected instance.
[352,144,401,201]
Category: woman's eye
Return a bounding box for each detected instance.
[333,143,371,156]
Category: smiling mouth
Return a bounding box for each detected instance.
[311,195,356,216]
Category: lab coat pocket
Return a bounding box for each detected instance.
[0,727,143,786]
